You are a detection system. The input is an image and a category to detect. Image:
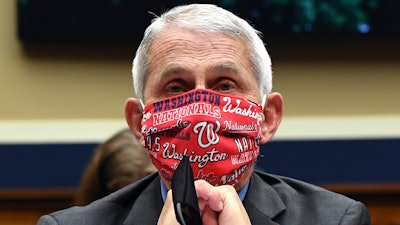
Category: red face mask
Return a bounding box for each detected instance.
[141,89,263,186]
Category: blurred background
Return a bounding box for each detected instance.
[1,0,399,224]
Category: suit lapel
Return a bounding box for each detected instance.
[123,176,164,225]
[243,172,286,225]
[121,171,286,225]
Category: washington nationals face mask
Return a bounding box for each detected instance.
[141,89,264,186]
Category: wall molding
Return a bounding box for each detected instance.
[275,114,400,140]
[0,119,127,144]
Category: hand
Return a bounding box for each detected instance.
[157,180,251,225]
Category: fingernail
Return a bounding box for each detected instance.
[219,201,223,210]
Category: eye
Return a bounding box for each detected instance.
[219,83,232,91]
[213,79,236,93]
[168,85,182,93]
[164,81,188,96]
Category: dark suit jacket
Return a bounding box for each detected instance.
[37,171,371,225]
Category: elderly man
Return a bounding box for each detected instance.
[37,4,370,225]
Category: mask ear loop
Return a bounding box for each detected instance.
[261,94,267,110]
[139,99,145,110]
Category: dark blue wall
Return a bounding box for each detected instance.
[257,139,400,184]
[1,139,399,188]
[0,143,97,188]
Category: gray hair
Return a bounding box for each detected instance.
[131,4,272,100]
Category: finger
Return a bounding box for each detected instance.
[201,205,218,225]
[157,190,180,225]
[194,180,223,211]
[217,186,251,225]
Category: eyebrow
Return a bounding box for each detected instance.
[159,62,241,81]
[161,66,189,77]
[207,63,241,77]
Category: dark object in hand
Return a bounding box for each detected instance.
[172,155,202,225]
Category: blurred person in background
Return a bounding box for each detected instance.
[74,128,156,206]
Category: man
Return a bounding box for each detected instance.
[37,4,370,225]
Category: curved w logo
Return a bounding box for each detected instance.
[193,121,220,148]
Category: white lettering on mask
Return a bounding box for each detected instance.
[193,121,220,148]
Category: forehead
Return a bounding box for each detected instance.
[147,27,253,72]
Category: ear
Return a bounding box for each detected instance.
[260,92,284,144]
[125,98,145,146]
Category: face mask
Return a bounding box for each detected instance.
[141,89,264,186]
